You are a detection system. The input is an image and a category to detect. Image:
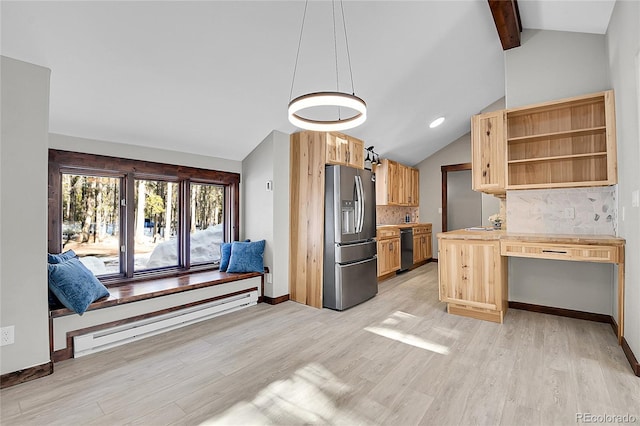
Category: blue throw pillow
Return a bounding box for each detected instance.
[48,250,77,264]
[47,257,110,315]
[219,239,250,272]
[227,240,265,273]
[220,242,232,272]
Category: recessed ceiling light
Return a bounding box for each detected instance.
[429,116,445,128]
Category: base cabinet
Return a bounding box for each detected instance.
[377,228,400,277]
[438,237,507,323]
[412,225,432,264]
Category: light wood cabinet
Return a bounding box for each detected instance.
[289,130,365,309]
[326,132,364,169]
[471,110,506,194]
[410,168,420,206]
[289,132,327,308]
[375,159,419,206]
[438,236,507,323]
[412,225,432,264]
[377,227,400,277]
[471,91,617,194]
[506,90,617,189]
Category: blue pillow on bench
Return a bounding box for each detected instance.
[48,257,110,315]
[48,250,77,264]
[227,240,265,273]
[220,239,250,272]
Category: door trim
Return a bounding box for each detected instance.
[440,162,472,232]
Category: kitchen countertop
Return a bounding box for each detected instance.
[377,223,431,229]
[437,229,625,245]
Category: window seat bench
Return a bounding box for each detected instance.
[50,270,265,362]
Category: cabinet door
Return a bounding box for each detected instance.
[409,168,419,207]
[377,238,400,276]
[377,240,385,276]
[398,164,408,205]
[438,239,503,310]
[387,160,400,205]
[412,234,431,263]
[347,136,364,169]
[425,233,432,259]
[413,235,423,263]
[472,111,506,194]
[389,237,401,271]
[325,132,350,165]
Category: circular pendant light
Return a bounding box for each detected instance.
[288,0,366,132]
[288,91,367,132]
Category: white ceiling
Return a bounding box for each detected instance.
[1,1,616,166]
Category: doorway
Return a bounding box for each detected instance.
[441,163,482,232]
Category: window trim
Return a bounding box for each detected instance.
[48,149,240,287]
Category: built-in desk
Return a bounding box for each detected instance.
[437,230,625,343]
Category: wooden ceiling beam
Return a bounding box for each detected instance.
[488,0,522,50]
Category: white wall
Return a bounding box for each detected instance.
[504,29,615,315]
[49,133,242,173]
[241,130,289,299]
[606,0,640,358]
[416,98,503,256]
[505,30,609,108]
[0,57,51,375]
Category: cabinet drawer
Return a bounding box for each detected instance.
[500,241,619,263]
[377,227,400,239]
[413,225,432,235]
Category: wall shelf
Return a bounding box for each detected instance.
[505,90,617,190]
[507,126,606,144]
[507,152,608,164]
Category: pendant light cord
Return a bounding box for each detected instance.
[340,0,356,95]
[289,0,309,102]
[290,0,357,102]
[332,0,340,119]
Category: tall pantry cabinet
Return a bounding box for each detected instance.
[289,131,365,308]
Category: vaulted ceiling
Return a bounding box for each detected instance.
[1,1,616,166]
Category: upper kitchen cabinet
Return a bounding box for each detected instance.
[471,90,617,193]
[410,167,420,206]
[375,159,419,206]
[471,110,506,194]
[506,91,617,189]
[326,132,364,170]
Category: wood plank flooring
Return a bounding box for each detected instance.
[2,263,638,425]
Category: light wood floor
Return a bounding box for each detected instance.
[2,263,639,425]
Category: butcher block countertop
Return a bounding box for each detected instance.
[437,229,625,246]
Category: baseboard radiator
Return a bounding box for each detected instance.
[73,290,258,357]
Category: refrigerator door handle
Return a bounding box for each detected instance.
[355,175,364,233]
[337,256,377,268]
[354,175,361,233]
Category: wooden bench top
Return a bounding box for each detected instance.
[50,270,263,318]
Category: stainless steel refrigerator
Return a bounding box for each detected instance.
[323,165,378,310]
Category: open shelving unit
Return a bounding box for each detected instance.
[505,91,616,189]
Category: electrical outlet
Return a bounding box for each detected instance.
[0,326,15,346]
[632,190,639,208]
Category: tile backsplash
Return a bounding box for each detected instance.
[376,206,419,225]
[506,186,617,235]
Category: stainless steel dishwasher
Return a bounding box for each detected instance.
[399,228,413,272]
